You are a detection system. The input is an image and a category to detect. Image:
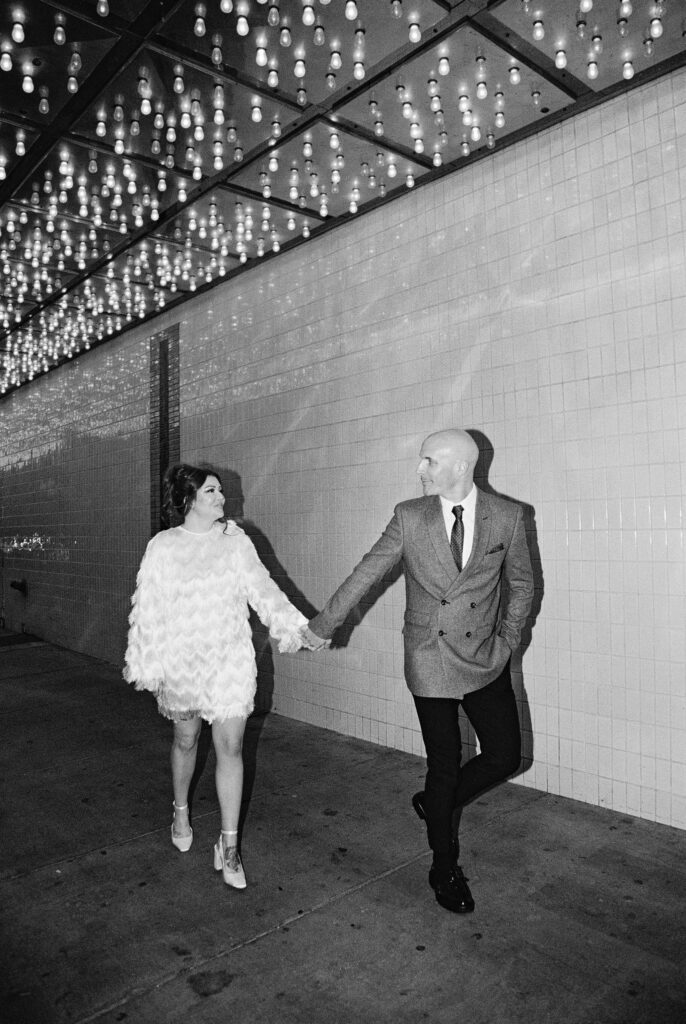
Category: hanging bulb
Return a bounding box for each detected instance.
[532,20,544,41]
[294,58,306,78]
[391,1,402,18]
[555,49,567,69]
[12,22,25,44]
[579,0,593,12]
[255,46,268,67]
[345,1,358,20]
[314,25,325,45]
[330,49,342,70]
[592,33,603,54]
[54,15,66,45]
[268,68,279,87]
[302,4,315,26]
[619,1,632,17]
[39,89,50,115]
[576,15,587,38]
[221,0,233,10]
[268,4,279,27]
[509,65,521,85]
[67,76,79,94]
[236,15,249,34]
[494,110,505,128]
[438,56,450,76]
[617,18,628,37]
[531,89,540,106]
[353,61,365,80]
[0,52,12,72]
[194,3,206,36]
[649,18,663,39]
[280,26,292,46]
[409,23,421,44]
[622,60,634,79]
[96,0,110,15]
[22,75,34,93]
[476,81,488,100]
[586,60,598,79]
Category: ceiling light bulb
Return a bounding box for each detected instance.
[280,27,291,46]
[579,0,593,12]
[494,110,505,128]
[438,56,450,76]
[532,20,544,41]
[97,0,110,15]
[268,4,279,27]
[12,22,25,44]
[22,75,34,93]
[54,25,66,45]
[0,52,12,72]
[194,16,206,35]
[294,58,306,77]
[345,1,358,20]
[268,69,279,87]
[314,25,325,45]
[509,65,521,84]
[586,60,598,79]
[67,76,79,93]
[330,49,342,69]
[353,61,365,80]
[649,17,663,39]
[221,0,233,11]
[476,81,487,99]
[391,1,402,17]
[256,46,268,66]
[555,49,567,69]
[409,23,421,43]
[302,5,315,26]
[622,60,634,79]
[619,1,632,16]
[236,15,249,35]
[617,17,628,36]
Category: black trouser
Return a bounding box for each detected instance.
[412,663,521,873]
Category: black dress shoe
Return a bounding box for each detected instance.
[431,867,475,914]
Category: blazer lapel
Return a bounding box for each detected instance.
[460,488,492,578]
[425,496,459,583]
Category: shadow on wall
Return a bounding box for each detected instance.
[469,429,544,780]
[208,465,320,716]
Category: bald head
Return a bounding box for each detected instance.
[417,429,479,500]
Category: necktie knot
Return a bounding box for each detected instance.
[452,505,463,521]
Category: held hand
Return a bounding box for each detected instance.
[299,625,330,651]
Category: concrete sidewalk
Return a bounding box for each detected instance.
[0,637,684,1024]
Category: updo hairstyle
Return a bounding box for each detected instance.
[162,463,224,526]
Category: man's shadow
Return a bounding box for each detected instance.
[468,429,543,779]
[188,465,320,828]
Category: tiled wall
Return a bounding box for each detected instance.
[1,70,684,828]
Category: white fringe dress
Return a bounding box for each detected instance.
[123,521,307,722]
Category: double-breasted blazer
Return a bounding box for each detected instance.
[310,488,534,699]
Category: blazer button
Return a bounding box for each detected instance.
[441,599,448,606]
[438,630,445,637]
[465,631,472,638]
[470,602,476,609]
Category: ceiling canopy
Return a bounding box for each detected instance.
[1,0,683,394]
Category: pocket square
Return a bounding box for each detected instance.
[486,543,504,554]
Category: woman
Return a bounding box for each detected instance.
[124,463,310,889]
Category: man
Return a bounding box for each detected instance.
[302,429,534,913]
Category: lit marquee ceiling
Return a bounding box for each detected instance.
[0,0,684,395]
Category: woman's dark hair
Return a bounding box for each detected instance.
[162,463,224,527]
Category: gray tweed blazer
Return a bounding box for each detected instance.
[310,488,534,699]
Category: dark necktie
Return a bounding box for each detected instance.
[450,505,464,571]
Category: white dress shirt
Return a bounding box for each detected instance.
[440,485,477,567]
